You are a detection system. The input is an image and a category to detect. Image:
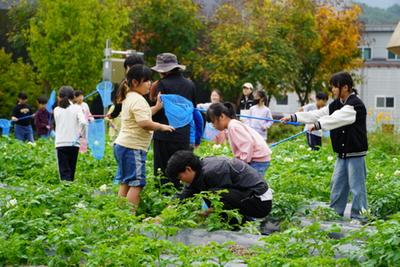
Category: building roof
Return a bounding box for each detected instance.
[364,24,397,33]
[364,59,400,68]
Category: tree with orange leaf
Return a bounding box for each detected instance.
[284,0,363,105]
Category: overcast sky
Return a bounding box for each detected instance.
[354,0,400,8]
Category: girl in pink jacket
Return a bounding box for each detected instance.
[206,102,272,176]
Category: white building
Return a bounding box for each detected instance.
[269,24,400,132]
[358,24,400,132]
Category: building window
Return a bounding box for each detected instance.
[388,51,400,60]
[376,96,395,108]
[359,47,372,60]
[276,94,288,105]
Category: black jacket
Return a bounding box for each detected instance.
[177,157,268,200]
[238,95,254,110]
[328,94,368,158]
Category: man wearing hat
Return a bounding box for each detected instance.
[151,53,196,188]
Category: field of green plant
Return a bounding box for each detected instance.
[0,131,400,266]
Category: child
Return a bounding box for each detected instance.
[11,92,34,142]
[299,92,328,150]
[34,96,51,138]
[282,72,368,222]
[166,150,272,219]
[197,89,225,143]
[249,90,273,140]
[74,90,93,153]
[114,64,174,210]
[237,82,254,125]
[206,102,272,176]
[54,86,87,181]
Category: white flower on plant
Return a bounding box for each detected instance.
[283,157,294,163]
[8,198,18,207]
[27,142,36,147]
[275,155,282,160]
[375,172,384,179]
[327,156,334,161]
[392,158,398,163]
[394,170,400,176]
[74,202,86,209]
[212,144,221,150]
[299,145,305,149]
[99,184,108,192]
[307,147,312,151]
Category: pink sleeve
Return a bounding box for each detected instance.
[229,125,254,163]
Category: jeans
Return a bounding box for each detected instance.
[330,156,367,219]
[249,161,270,177]
[14,124,34,142]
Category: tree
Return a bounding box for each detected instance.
[196,0,299,101]
[128,0,204,67]
[6,0,37,61]
[28,0,130,91]
[0,49,42,118]
[285,0,363,105]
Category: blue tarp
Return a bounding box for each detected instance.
[88,119,105,160]
[0,119,11,137]
[96,81,113,108]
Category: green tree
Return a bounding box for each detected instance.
[0,48,42,118]
[28,0,130,91]
[195,0,298,101]
[6,0,37,61]
[285,0,363,105]
[128,0,204,67]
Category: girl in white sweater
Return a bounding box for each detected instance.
[54,86,87,181]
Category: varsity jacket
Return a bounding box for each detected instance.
[290,94,368,158]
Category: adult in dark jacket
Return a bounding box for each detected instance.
[151,53,196,188]
[166,150,273,218]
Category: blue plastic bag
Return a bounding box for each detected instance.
[0,119,11,137]
[88,119,105,160]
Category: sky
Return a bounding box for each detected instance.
[354,0,400,8]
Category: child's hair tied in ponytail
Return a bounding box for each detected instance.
[58,86,75,109]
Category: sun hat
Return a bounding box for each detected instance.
[151,53,186,73]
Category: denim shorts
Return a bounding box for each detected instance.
[113,144,147,187]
